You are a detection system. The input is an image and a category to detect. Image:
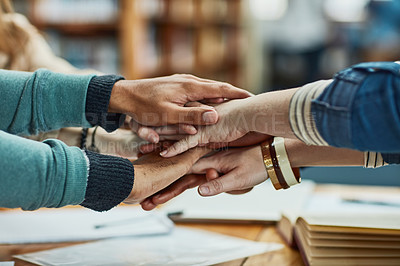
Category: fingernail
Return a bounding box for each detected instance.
[139,127,149,135]
[199,186,210,195]
[160,150,168,156]
[183,125,197,134]
[150,135,158,143]
[202,111,217,124]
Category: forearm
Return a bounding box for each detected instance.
[241,88,298,138]
[284,138,364,167]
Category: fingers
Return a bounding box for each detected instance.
[153,124,197,135]
[152,174,207,206]
[181,102,219,125]
[137,126,159,143]
[131,120,197,144]
[139,143,158,154]
[175,74,250,102]
[205,168,219,180]
[158,135,187,141]
[140,198,157,211]
[160,135,201,158]
[198,169,243,197]
[225,188,253,195]
[190,156,218,174]
[201,98,225,104]
[139,141,175,154]
[130,119,160,143]
[173,105,219,125]
[141,174,207,211]
[192,82,252,101]
[186,146,212,161]
[204,168,253,195]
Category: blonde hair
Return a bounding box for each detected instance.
[0,0,28,67]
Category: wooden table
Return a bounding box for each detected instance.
[0,222,303,266]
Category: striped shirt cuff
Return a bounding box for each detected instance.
[289,80,333,146]
[364,152,389,168]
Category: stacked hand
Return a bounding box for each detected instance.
[107,74,290,209]
[124,145,211,204]
[108,74,252,144]
[140,146,268,210]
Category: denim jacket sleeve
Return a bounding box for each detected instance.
[311,62,400,164]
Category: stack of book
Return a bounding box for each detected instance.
[279,212,400,266]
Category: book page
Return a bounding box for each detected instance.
[300,213,400,231]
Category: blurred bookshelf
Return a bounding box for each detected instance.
[14,0,250,88]
[122,0,248,88]
[13,0,120,74]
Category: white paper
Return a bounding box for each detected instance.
[0,262,15,266]
[304,193,400,214]
[0,206,173,244]
[162,180,315,222]
[15,227,283,266]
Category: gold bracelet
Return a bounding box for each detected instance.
[260,139,282,190]
[261,138,301,190]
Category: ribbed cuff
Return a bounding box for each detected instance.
[289,80,332,146]
[80,150,134,212]
[364,152,389,168]
[86,75,126,132]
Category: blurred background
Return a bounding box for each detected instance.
[12,0,400,185]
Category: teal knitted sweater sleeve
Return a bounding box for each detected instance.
[0,69,94,210]
[0,69,134,211]
[0,69,94,135]
[0,130,88,210]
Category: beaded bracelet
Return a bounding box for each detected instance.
[260,137,301,190]
[81,126,100,153]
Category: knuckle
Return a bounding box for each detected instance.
[185,108,198,121]
[218,83,231,91]
[182,74,195,79]
[211,180,224,193]
[181,161,192,174]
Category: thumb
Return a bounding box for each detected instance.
[176,106,218,125]
[184,147,212,162]
[190,156,218,174]
[198,169,241,196]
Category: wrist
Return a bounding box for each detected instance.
[234,97,254,134]
[109,80,140,116]
[248,89,298,137]
[109,80,127,114]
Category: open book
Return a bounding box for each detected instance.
[277,190,400,266]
